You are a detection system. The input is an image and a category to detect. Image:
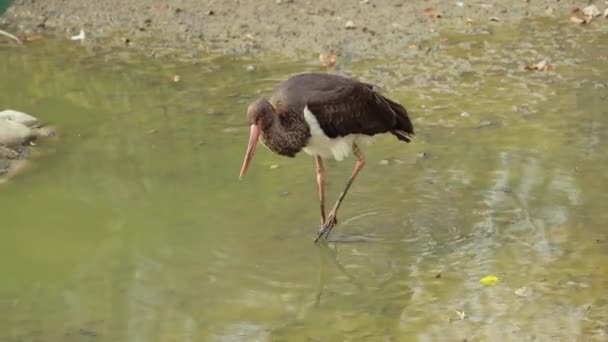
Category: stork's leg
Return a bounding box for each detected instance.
[314,143,366,242]
[315,155,327,225]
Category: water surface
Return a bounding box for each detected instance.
[1,19,607,341]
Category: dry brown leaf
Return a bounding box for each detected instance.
[319,49,337,69]
[17,33,44,42]
[524,59,555,72]
[423,7,442,18]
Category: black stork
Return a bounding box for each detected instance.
[239,72,414,242]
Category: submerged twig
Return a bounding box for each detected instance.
[0,29,23,44]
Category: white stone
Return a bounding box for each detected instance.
[0,119,34,146]
[0,109,40,127]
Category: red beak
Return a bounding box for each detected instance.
[239,124,261,179]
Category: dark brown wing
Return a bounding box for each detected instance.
[304,77,414,141]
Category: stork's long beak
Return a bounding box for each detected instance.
[239,124,261,179]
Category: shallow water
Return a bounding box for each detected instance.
[1,19,607,341]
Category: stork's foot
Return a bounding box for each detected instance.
[314,213,338,242]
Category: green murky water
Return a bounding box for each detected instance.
[1,19,607,341]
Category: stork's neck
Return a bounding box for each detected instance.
[261,110,309,157]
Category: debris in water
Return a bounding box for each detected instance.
[515,286,533,297]
[449,310,466,322]
[345,20,356,29]
[524,59,555,71]
[423,7,442,18]
[480,275,500,286]
[70,29,85,41]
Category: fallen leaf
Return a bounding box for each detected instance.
[344,20,356,29]
[18,33,44,42]
[524,59,555,71]
[570,16,590,24]
[319,49,337,68]
[583,5,600,17]
[480,275,500,286]
[423,7,442,18]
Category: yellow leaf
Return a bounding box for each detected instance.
[480,275,500,286]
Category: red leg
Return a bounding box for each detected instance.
[314,143,366,242]
[315,155,326,225]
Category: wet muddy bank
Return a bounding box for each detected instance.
[0,0,601,61]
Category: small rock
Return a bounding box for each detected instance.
[604,8,608,18]
[582,5,600,17]
[245,65,256,72]
[460,111,470,117]
[32,127,56,138]
[345,20,356,29]
[360,0,370,4]
[544,7,554,16]
[0,119,34,146]
[417,152,429,159]
[173,75,180,82]
[379,159,389,165]
[515,286,533,297]
[456,2,464,7]
[0,110,40,127]
[489,17,500,22]
[0,146,19,159]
